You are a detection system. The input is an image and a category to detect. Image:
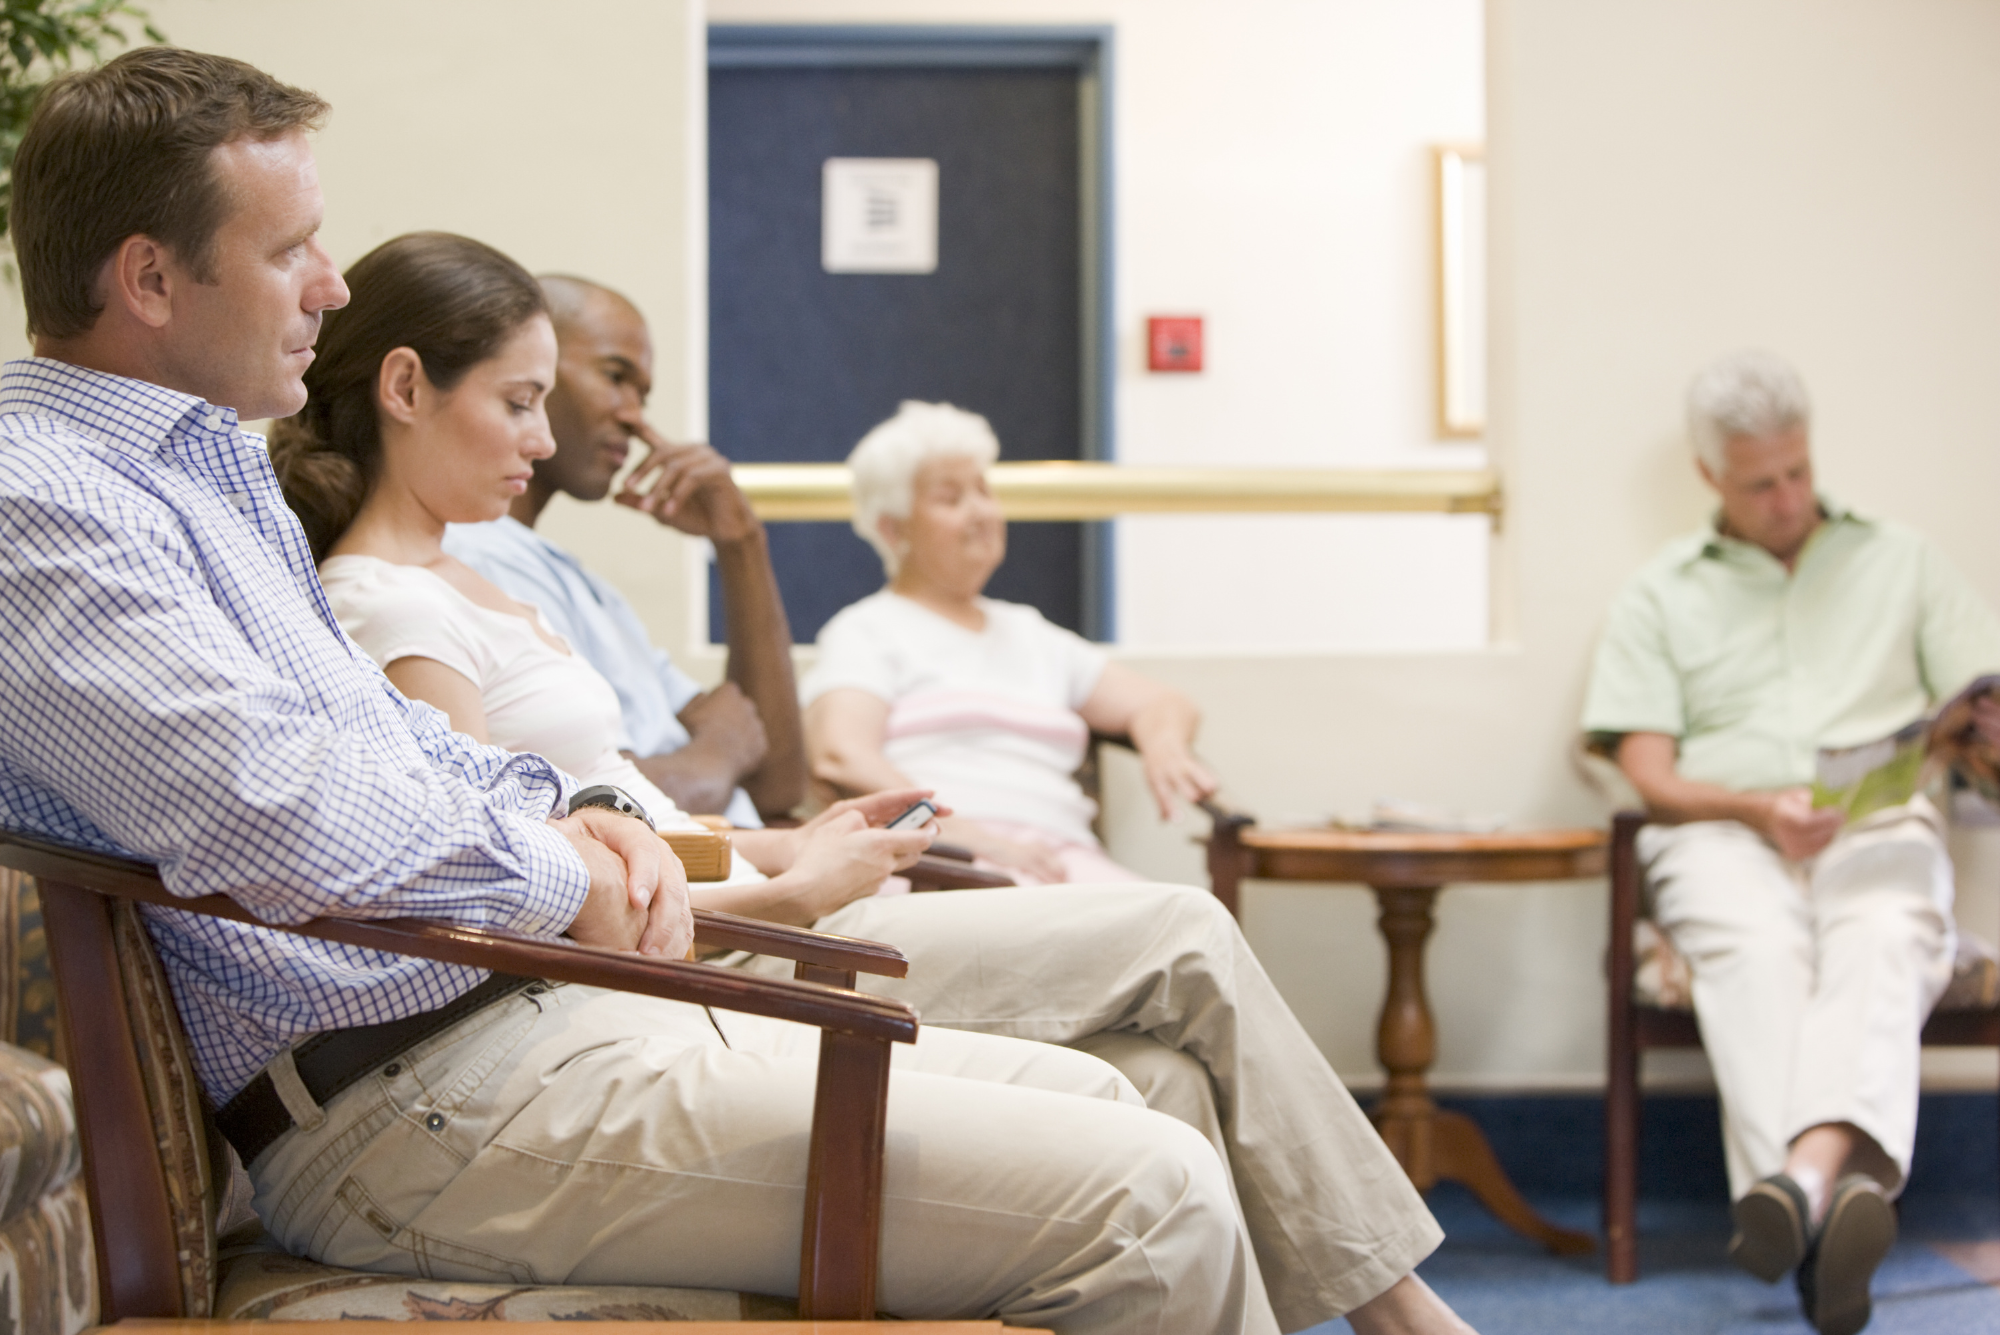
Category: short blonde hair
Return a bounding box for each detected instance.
[848,401,1001,576]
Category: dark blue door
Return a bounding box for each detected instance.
[708,59,1087,643]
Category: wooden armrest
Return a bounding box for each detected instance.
[0,831,914,1043]
[905,855,1016,892]
[1198,796,1253,828]
[693,907,907,979]
[925,840,977,864]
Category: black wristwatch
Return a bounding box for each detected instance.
[568,784,656,831]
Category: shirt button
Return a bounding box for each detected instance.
[424,1112,446,1132]
[203,411,224,430]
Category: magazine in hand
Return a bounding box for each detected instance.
[1812,674,2000,822]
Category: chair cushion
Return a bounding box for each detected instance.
[1634,922,2000,1013]
[0,1044,81,1230]
[215,1244,801,1322]
[0,1041,93,1335]
[0,869,62,1060]
[0,1176,95,1335]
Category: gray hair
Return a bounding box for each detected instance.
[1686,349,1812,474]
[848,401,1001,576]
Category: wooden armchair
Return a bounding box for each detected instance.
[1604,809,2000,1283]
[0,828,920,1324]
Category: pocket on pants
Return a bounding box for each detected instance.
[314,1175,537,1284]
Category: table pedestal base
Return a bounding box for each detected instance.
[1370,883,1595,1257]
[1371,1105,1595,1255]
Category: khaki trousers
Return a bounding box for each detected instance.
[1639,801,1956,1199]
[246,983,1267,1335]
[772,882,1443,1331]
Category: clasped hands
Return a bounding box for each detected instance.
[553,807,694,958]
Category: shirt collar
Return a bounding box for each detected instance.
[1688,496,1867,567]
[496,513,589,574]
[0,357,240,457]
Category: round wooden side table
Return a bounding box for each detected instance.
[1207,821,1608,1255]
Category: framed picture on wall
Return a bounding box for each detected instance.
[1435,143,1486,439]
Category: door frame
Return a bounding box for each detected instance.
[707,23,1117,639]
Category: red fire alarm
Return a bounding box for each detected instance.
[1147,315,1204,372]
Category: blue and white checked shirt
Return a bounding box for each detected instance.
[0,358,591,1102]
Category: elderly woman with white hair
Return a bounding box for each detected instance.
[803,401,1217,884]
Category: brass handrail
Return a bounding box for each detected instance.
[732,462,1501,521]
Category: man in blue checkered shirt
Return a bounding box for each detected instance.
[0,45,1431,1335]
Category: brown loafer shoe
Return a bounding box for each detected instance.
[1730,1172,1812,1282]
[1796,1174,1896,1335]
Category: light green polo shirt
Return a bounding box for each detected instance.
[1581,504,2000,792]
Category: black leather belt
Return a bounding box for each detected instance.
[216,972,538,1166]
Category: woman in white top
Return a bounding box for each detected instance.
[270,233,935,925]
[805,401,1218,884]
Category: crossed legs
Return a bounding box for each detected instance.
[792,881,1447,1331]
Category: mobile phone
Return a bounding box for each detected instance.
[883,799,939,832]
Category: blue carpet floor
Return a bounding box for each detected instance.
[1298,1092,2000,1335]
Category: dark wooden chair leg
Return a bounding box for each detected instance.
[799,1030,894,1319]
[1204,807,1253,920]
[1605,811,1647,1283]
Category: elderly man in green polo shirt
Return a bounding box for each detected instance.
[1582,349,2000,1335]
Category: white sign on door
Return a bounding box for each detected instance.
[822,158,939,274]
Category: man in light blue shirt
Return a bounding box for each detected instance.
[444,276,802,828]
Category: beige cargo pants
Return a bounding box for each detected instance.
[247,979,1268,1335]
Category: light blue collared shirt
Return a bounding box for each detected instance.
[0,359,589,1101]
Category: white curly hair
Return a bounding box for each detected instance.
[847,400,1001,577]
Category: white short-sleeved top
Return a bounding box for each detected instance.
[804,590,1110,846]
[320,554,699,833]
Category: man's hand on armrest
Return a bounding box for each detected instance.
[552,809,693,957]
[1616,731,1841,863]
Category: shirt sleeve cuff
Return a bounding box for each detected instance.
[506,815,593,938]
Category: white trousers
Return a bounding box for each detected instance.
[1639,801,1956,1199]
[775,882,1443,1331]
[248,983,1267,1335]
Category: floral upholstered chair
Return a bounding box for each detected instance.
[0,867,95,1335]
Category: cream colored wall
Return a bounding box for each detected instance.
[19,1,1998,1091]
